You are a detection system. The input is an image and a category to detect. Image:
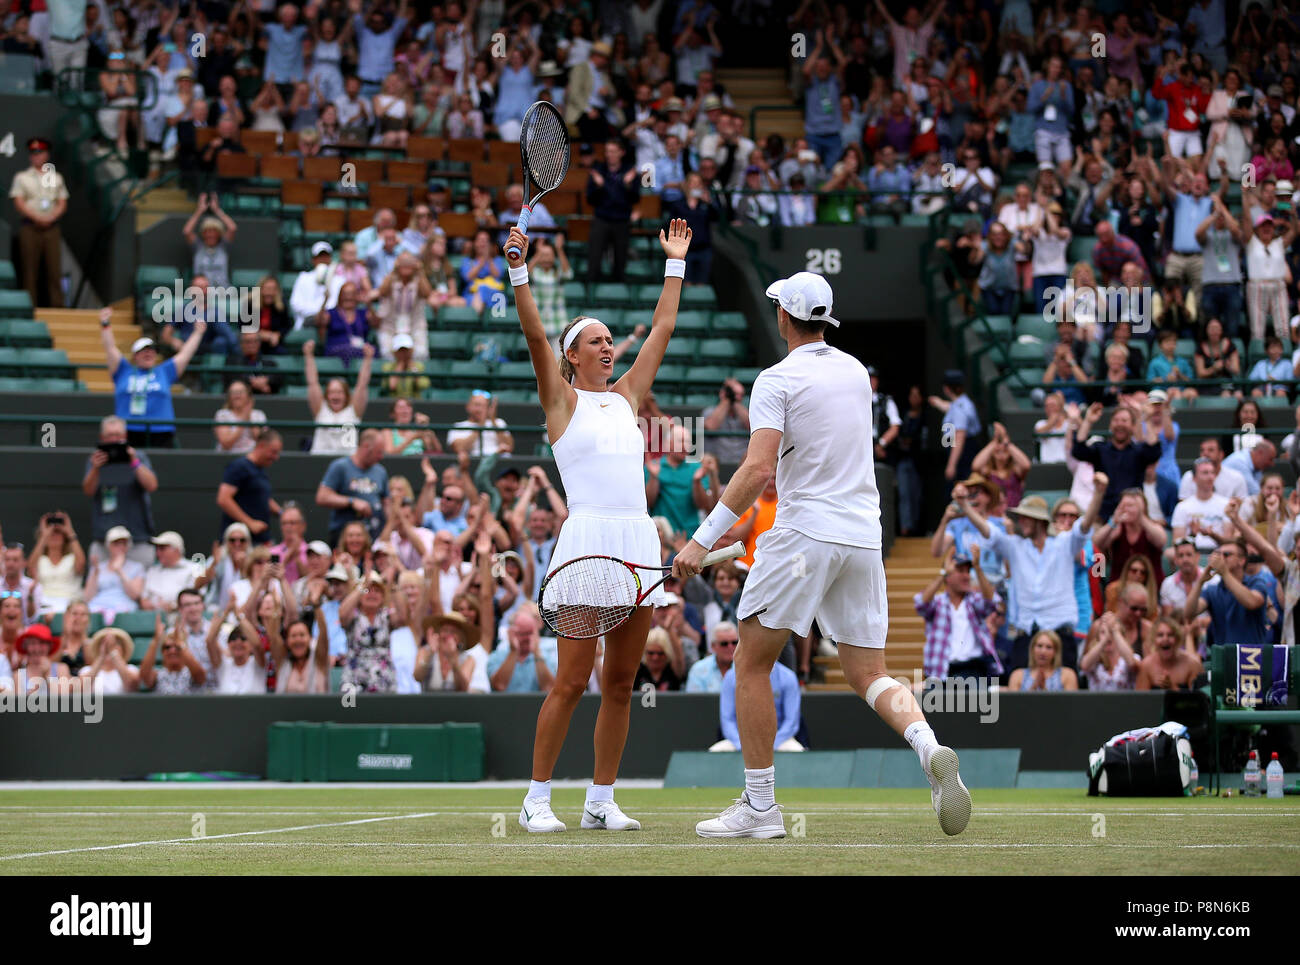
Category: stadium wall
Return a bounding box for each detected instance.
[0,692,1164,780]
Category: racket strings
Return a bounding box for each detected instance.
[521,107,570,191]
[540,557,639,638]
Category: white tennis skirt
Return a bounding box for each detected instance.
[548,508,668,607]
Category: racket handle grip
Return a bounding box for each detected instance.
[701,541,745,567]
[506,205,533,259]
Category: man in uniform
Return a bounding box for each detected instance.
[9,137,69,308]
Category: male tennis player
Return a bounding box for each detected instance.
[674,271,971,838]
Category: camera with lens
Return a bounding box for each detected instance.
[722,383,736,403]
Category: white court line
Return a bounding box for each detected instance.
[0,811,441,862]
[0,780,665,791]
[0,806,1294,818]
[210,841,1300,850]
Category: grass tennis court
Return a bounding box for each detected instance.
[1,787,1297,875]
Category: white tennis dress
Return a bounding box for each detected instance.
[548,388,667,606]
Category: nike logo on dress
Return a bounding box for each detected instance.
[599,404,609,408]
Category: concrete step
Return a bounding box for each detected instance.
[35,307,141,392]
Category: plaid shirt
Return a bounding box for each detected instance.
[1091,235,1149,284]
[531,263,574,339]
[916,589,1003,680]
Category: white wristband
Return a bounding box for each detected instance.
[691,502,739,550]
[508,265,529,287]
[665,259,686,279]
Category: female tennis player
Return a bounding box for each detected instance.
[504,218,692,832]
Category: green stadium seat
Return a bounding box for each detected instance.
[0,376,33,392]
[654,364,688,388]
[49,611,106,636]
[0,319,51,347]
[282,329,314,351]
[1009,338,1046,366]
[624,260,657,280]
[661,337,697,362]
[136,265,180,292]
[1067,237,1095,266]
[231,269,267,289]
[493,388,537,403]
[1009,368,1045,394]
[681,287,717,310]
[732,367,763,386]
[0,290,33,318]
[697,338,746,363]
[425,387,470,402]
[562,281,587,304]
[428,330,469,358]
[683,365,733,389]
[494,332,528,360]
[591,283,634,308]
[1192,394,1241,410]
[494,361,536,384]
[0,261,16,288]
[18,348,72,377]
[437,304,483,329]
[710,311,748,334]
[0,53,40,94]
[680,392,719,408]
[982,315,1014,339]
[1015,316,1058,342]
[1257,394,1292,409]
[447,359,492,385]
[112,611,159,638]
[635,284,664,305]
[673,311,710,336]
[282,385,310,397]
[314,356,346,381]
[27,378,81,393]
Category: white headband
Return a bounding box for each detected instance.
[562,316,605,355]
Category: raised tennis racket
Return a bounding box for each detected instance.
[539,541,745,639]
[507,100,571,259]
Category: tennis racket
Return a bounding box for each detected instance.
[507,100,571,259]
[539,541,745,640]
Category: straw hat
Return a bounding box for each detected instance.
[1008,495,1051,523]
[88,627,133,663]
[424,612,471,645]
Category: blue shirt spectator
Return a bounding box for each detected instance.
[948,391,982,439]
[1172,192,1214,253]
[1027,76,1074,136]
[867,161,911,200]
[353,11,408,85]
[113,356,178,435]
[719,661,801,749]
[486,609,557,692]
[320,449,389,540]
[263,22,307,83]
[654,151,687,203]
[1247,356,1292,397]
[804,73,841,136]
[685,651,729,692]
[1199,570,1270,647]
[1222,446,1266,495]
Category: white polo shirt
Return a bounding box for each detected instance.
[748,341,882,549]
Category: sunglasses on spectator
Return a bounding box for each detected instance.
[0,591,20,599]
[442,494,464,502]
[1055,509,1080,518]
[715,639,738,646]
[228,536,248,544]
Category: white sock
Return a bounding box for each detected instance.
[585,783,614,804]
[744,766,776,811]
[903,722,939,770]
[527,779,551,801]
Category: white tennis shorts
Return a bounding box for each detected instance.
[736,527,887,648]
[1168,129,1204,158]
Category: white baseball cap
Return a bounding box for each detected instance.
[306,540,332,556]
[392,334,415,351]
[655,592,681,607]
[131,337,155,354]
[105,526,132,544]
[765,271,839,327]
[150,531,185,553]
[311,241,334,257]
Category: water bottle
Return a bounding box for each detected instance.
[1243,750,1262,797]
[1188,758,1199,796]
[1266,753,1285,799]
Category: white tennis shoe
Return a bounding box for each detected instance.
[925,745,971,836]
[519,797,566,833]
[580,800,641,830]
[695,795,786,838]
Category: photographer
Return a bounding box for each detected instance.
[26,511,85,615]
[82,415,158,566]
[701,377,749,464]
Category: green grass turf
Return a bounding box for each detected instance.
[0,787,1296,875]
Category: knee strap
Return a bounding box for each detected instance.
[864,675,902,711]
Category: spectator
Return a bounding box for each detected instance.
[140,531,200,612]
[84,527,145,616]
[875,0,941,87]
[585,138,639,283]
[634,627,682,691]
[316,281,371,364]
[1242,210,1295,342]
[1027,54,1074,180]
[182,193,236,289]
[1066,152,1115,238]
[700,377,749,465]
[800,28,845,166]
[1103,553,1161,621]
[712,657,804,752]
[102,307,205,450]
[929,368,982,486]
[1095,485,1169,581]
[414,611,480,692]
[365,227,406,285]
[420,476,471,538]
[1178,438,1247,501]
[646,424,717,537]
[1161,536,1205,619]
[1072,403,1162,520]
[1008,629,1079,691]
[269,504,311,587]
[1,543,41,625]
[82,627,141,694]
[563,39,615,142]
[26,511,85,615]
[458,228,507,311]
[962,479,1105,672]
[1184,540,1272,648]
[653,133,688,205]
[226,330,283,396]
[972,421,1031,509]
[525,236,575,352]
[217,430,284,546]
[1136,617,1204,690]
[1080,611,1139,690]
[487,605,556,693]
[1152,59,1210,161]
[1092,220,1150,286]
[204,598,265,695]
[1249,336,1292,397]
[337,570,408,694]
[1222,439,1277,496]
[975,222,1019,316]
[1251,136,1294,184]
[139,614,207,693]
[56,601,91,678]
[917,545,1002,681]
[11,623,71,694]
[1146,330,1198,402]
[1030,200,1071,313]
[1162,168,1216,313]
[289,242,336,330]
[685,620,738,693]
[317,428,390,546]
[373,253,434,361]
[1194,317,1243,392]
[9,137,69,309]
[304,339,373,455]
[270,612,331,693]
[1043,341,1089,407]
[447,390,513,458]
[214,380,268,454]
[380,397,436,458]
[1035,392,1071,465]
[668,172,720,284]
[1172,456,1234,554]
[82,415,158,565]
[421,234,466,310]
